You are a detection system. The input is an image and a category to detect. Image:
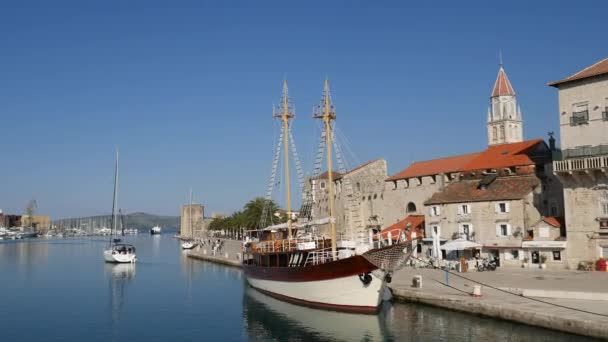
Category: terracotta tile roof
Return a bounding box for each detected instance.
[378,215,425,240]
[425,175,540,205]
[387,139,545,181]
[460,139,545,171]
[492,66,516,97]
[386,153,481,181]
[548,57,608,87]
[542,216,563,228]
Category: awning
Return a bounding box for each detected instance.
[440,238,482,251]
[522,240,567,249]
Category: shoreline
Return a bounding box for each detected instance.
[186,249,607,340]
[389,286,607,340]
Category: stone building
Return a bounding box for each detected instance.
[550,57,608,268]
[424,172,566,268]
[180,204,205,238]
[309,159,387,241]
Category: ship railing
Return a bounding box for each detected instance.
[304,248,335,266]
[249,237,329,254]
[370,227,407,249]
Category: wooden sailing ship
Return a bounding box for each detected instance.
[242,80,411,313]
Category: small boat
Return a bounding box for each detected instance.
[181,240,196,250]
[150,226,162,235]
[103,150,137,264]
[104,242,137,263]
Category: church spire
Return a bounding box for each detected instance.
[487,64,523,146]
[491,66,516,97]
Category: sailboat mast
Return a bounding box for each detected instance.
[189,188,193,239]
[315,79,338,260]
[275,80,295,239]
[110,150,119,245]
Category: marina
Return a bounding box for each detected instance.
[0,235,597,342]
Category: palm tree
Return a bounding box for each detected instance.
[243,197,281,229]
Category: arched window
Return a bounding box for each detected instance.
[407,202,417,213]
[499,125,504,140]
[492,126,497,141]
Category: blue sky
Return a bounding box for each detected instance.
[0,1,606,218]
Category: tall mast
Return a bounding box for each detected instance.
[274,80,295,239]
[110,150,119,245]
[189,188,193,239]
[314,79,337,260]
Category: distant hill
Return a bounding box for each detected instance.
[54,212,180,232]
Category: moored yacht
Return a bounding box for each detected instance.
[150,226,162,235]
[103,150,137,264]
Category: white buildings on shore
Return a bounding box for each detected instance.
[550,57,608,269]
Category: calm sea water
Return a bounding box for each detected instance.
[0,235,594,342]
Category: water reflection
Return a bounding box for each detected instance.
[243,287,594,342]
[244,287,389,342]
[105,263,135,339]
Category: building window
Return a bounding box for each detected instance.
[432,225,441,238]
[600,190,608,217]
[512,250,520,260]
[603,104,608,121]
[430,206,441,217]
[570,103,589,125]
[553,251,561,261]
[496,223,510,237]
[458,204,471,215]
[407,202,417,213]
[320,182,325,189]
[492,126,497,142]
[495,202,509,213]
[460,223,473,240]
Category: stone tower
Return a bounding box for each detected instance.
[487,65,523,146]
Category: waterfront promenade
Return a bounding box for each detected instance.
[187,238,608,339]
[390,268,608,339]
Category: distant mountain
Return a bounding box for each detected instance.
[125,212,180,231]
[54,212,180,232]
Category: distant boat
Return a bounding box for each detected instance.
[103,150,137,264]
[150,226,162,235]
[181,240,196,250]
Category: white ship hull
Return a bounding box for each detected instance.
[246,272,385,311]
[104,249,137,263]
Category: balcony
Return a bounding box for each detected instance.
[554,155,608,174]
[569,110,589,125]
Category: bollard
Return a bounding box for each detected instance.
[472,285,482,297]
[412,275,422,288]
[225,252,229,259]
[445,270,449,285]
[203,250,207,255]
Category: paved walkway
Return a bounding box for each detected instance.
[390,267,608,339]
[186,238,243,267]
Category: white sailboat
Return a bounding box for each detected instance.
[181,189,198,250]
[103,150,137,263]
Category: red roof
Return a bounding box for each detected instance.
[425,175,540,205]
[492,66,516,97]
[387,139,546,181]
[386,153,480,181]
[378,215,425,240]
[548,57,608,87]
[542,217,562,228]
[461,139,544,171]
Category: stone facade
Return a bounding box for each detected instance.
[551,58,608,269]
[310,159,387,241]
[423,173,565,268]
[180,204,205,238]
